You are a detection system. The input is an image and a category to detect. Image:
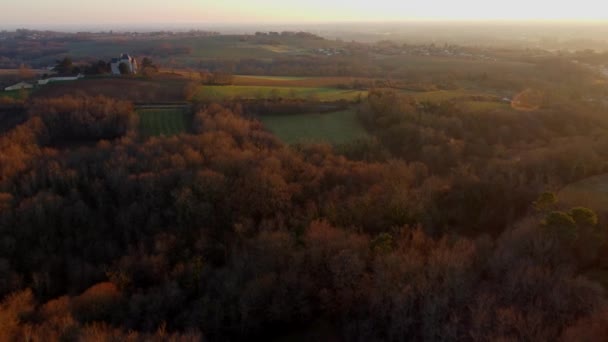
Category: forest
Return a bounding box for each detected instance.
[1,83,608,340]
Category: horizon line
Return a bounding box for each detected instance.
[3,18,608,31]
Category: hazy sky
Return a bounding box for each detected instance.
[3,0,608,27]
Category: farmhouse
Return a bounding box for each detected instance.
[4,81,33,91]
[110,54,138,75]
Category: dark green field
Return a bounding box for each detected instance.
[194,85,367,102]
[0,89,30,101]
[138,107,191,137]
[259,109,369,145]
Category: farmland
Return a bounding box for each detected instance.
[460,100,511,112]
[232,75,372,88]
[194,85,367,102]
[30,35,340,67]
[35,37,280,64]
[0,89,30,101]
[259,109,368,144]
[559,173,608,213]
[31,77,189,102]
[236,75,311,81]
[377,54,537,77]
[138,107,191,137]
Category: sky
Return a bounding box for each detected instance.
[3,0,608,28]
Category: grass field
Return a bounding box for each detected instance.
[0,89,30,100]
[0,69,47,76]
[138,107,191,137]
[234,76,372,88]
[559,174,608,213]
[194,85,367,102]
[461,101,510,112]
[259,109,368,145]
[402,89,475,102]
[236,75,311,81]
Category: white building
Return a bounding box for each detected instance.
[37,74,84,85]
[4,81,33,91]
[110,54,138,75]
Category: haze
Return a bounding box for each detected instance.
[3,0,608,28]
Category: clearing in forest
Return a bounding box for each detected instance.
[138,107,191,137]
[559,173,608,213]
[259,109,368,145]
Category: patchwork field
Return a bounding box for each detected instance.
[29,35,342,67]
[0,69,47,76]
[138,107,191,137]
[45,38,277,64]
[259,109,369,145]
[194,85,367,102]
[559,174,608,213]
[378,55,537,77]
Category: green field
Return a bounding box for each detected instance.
[259,110,369,145]
[236,75,312,81]
[402,89,475,102]
[194,85,367,102]
[461,101,510,112]
[138,107,190,137]
[559,174,608,212]
[0,89,30,100]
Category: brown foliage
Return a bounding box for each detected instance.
[28,95,136,144]
[0,102,608,340]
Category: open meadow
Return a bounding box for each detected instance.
[138,107,191,137]
[259,109,368,144]
[559,173,608,213]
[232,75,370,88]
[194,85,367,102]
[0,89,30,101]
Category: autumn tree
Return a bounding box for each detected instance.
[55,57,74,75]
[141,57,159,76]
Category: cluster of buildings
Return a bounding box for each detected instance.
[314,48,348,57]
[0,29,74,41]
[372,43,497,61]
[3,53,137,92]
